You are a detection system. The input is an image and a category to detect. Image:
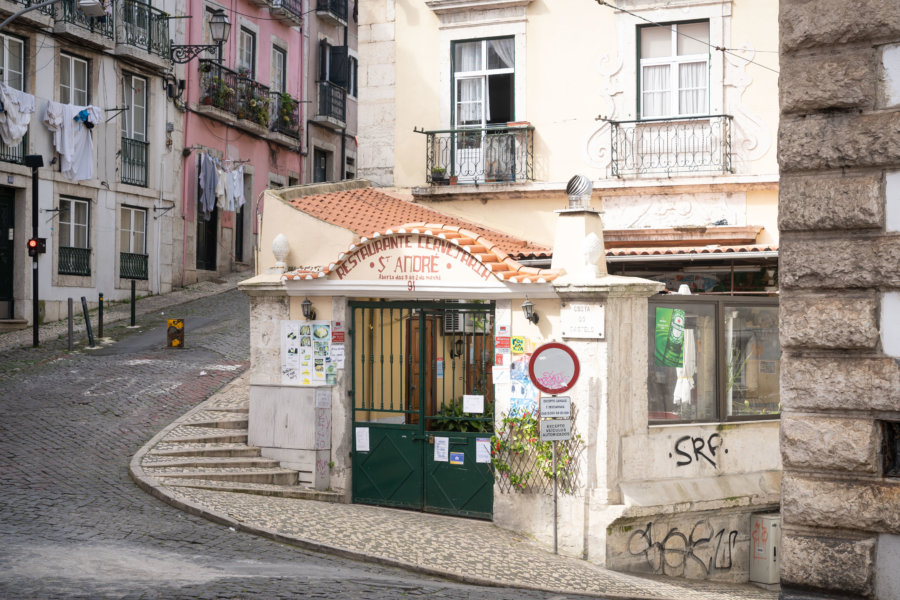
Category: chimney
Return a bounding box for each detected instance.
[550,175,607,279]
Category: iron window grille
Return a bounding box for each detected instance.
[422,124,534,184]
[119,251,148,280]
[58,246,91,276]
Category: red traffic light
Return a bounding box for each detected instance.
[27,238,45,257]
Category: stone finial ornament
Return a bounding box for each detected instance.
[566,174,593,209]
[582,232,604,277]
[272,233,290,273]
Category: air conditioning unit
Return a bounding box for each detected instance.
[443,303,467,334]
[78,0,106,17]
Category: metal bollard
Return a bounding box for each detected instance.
[80,296,95,348]
[130,279,136,326]
[98,292,103,338]
[67,298,73,352]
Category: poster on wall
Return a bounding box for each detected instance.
[281,320,336,386]
[509,350,539,417]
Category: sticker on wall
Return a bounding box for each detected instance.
[450,452,464,465]
[511,336,526,354]
[509,352,539,418]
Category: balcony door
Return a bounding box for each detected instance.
[452,38,514,183]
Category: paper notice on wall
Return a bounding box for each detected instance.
[355,427,370,452]
[331,343,345,369]
[281,320,303,385]
[434,437,449,462]
[476,438,491,463]
[316,388,331,409]
[492,367,510,384]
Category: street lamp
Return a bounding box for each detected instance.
[170,9,231,64]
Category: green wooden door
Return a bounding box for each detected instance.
[350,301,494,519]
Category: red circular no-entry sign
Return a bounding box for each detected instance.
[528,342,580,395]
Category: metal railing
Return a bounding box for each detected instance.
[269,0,303,20]
[0,138,25,165]
[269,91,301,138]
[316,0,347,21]
[199,60,272,127]
[59,246,91,276]
[121,137,149,187]
[5,0,54,15]
[609,114,733,177]
[54,0,114,39]
[422,124,535,184]
[317,81,346,123]
[119,0,170,59]
[119,252,148,280]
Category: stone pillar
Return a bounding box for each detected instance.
[779,2,900,597]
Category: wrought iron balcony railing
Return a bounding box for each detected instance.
[269,91,301,139]
[609,114,733,177]
[121,137,149,187]
[269,0,303,23]
[59,246,91,276]
[120,252,148,280]
[199,60,272,128]
[317,81,346,123]
[119,0,170,59]
[422,124,535,185]
[316,0,347,22]
[0,138,25,165]
[54,0,114,39]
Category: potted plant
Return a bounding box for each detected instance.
[431,166,447,184]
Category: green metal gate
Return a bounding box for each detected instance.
[350,301,495,519]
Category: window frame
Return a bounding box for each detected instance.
[122,73,148,142]
[271,44,287,93]
[60,52,89,106]
[647,294,780,426]
[637,20,710,120]
[238,26,257,78]
[119,205,147,255]
[59,197,91,249]
[450,36,515,129]
[0,32,25,91]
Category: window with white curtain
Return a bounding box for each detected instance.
[638,21,708,119]
[122,74,147,141]
[59,197,90,249]
[0,33,25,91]
[452,37,514,128]
[60,53,89,106]
[120,206,147,255]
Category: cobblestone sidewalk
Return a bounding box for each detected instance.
[0,270,252,353]
[132,375,779,600]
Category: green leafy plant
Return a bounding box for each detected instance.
[491,411,582,493]
[430,396,493,433]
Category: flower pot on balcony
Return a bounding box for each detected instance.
[449,176,458,185]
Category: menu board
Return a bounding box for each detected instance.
[281,320,336,386]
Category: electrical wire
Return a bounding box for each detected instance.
[595,0,779,75]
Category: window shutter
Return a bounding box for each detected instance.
[318,40,330,82]
[329,45,349,87]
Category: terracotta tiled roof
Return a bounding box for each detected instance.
[284,187,551,259]
[606,244,778,257]
[283,225,562,284]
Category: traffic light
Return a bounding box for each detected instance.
[27,238,45,258]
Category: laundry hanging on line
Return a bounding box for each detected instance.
[0,82,36,146]
[198,152,246,221]
[43,101,101,182]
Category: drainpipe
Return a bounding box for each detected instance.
[340,3,348,181]
[299,0,306,181]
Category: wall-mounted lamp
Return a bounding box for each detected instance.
[169,9,231,63]
[450,339,464,359]
[521,298,539,324]
[301,298,316,320]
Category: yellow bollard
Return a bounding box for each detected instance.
[167,319,184,348]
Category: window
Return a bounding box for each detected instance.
[319,41,349,88]
[119,206,146,254]
[60,53,88,106]
[238,27,256,77]
[648,297,780,423]
[313,148,330,182]
[59,197,91,276]
[452,37,514,127]
[271,45,286,93]
[0,33,25,91]
[122,74,147,141]
[638,21,709,119]
[345,156,355,180]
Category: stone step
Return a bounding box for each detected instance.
[162,425,248,444]
[146,466,298,485]
[157,477,343,503]
[150,443,262,458]
[142,456,280,469]
[182,410,249,430]
[186,418,250,430]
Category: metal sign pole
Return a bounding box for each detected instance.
[553,439,558,554]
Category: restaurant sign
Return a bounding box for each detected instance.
[331,234,496,284]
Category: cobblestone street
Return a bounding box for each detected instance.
[0,289,573,599]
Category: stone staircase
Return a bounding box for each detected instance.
[140,383,341,503]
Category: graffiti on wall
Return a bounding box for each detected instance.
[627,519,739,577]
[669,433,727,467]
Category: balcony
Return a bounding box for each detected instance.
[313,81,345,129]
[121,137,148,187]
[0,138,25,166]
[52,0,114,48]
[423,124,535,185]
[268,0,303,26]
[316,0,347,25]
[609,115,733,178]
[59,246,91,276]
[120,252,148,280]
[269,91,301,139]
[116,0,171,67]
[198,61,271,129]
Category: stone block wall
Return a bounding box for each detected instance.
[779,1,900,597]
